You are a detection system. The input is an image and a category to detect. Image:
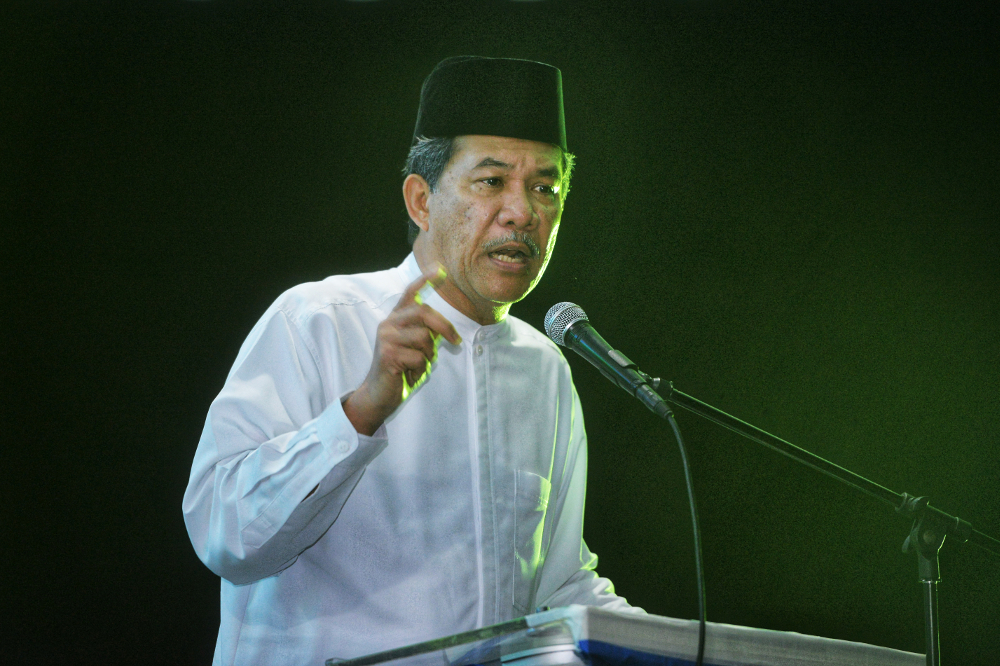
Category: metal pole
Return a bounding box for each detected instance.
[923,580,940,666]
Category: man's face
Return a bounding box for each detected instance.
[415,135,564,324]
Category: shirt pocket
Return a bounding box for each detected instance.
[512,469,551,615]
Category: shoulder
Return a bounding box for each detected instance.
[272,264,408,326]
[224,263,408,388]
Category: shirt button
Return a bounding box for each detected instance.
[337,441,350,454]
[475,345,483,356]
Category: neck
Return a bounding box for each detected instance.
[479,303,511,326]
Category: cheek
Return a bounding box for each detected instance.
[463,200,494,226]
[431,199,473,248]
[544,225,560,253]
[460,203,495,248]
[539,217,560,253]
[463,205,478,225]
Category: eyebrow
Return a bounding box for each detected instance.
[473,157,561,179]
[473,157,512,170]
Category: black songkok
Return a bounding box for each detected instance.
[413,56,567,151]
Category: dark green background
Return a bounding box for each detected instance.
[4,1,998,664]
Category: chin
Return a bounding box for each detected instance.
[471,270,538,307]
[490,284,535,306]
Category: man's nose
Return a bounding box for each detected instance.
[500,186,536,229]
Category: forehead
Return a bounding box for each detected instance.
[449,135,562,174]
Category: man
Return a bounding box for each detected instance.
[183,56,638,666]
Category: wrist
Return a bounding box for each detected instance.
[343,385,387,437]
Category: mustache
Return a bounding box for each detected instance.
[482,231,541,259]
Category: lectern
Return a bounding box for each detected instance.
[326,605,923,666]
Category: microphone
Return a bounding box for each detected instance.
[544,302,671,419]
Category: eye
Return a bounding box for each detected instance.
[535,183,558,197]
[482,177,503,187]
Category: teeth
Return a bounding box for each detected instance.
[490,252,526,264]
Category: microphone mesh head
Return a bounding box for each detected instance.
[544,302,588,347]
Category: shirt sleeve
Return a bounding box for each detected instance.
[182,303,387,585]
[534,383,645,614]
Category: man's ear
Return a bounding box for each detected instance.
[403,174,432,232]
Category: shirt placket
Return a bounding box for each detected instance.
[471,327,501,625]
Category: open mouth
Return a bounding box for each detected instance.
[488,249,530,264]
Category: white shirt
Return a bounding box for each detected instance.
[183,254,639,666]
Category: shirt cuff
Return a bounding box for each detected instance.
[307,392,388,499]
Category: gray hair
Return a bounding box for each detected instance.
[403,137,456,244]
[402,136,576,245]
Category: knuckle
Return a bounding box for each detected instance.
[377,317,398,335]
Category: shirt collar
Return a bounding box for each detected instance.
[398,253,509,343]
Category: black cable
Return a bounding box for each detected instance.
[667,411,706,666]
[538,303,708,660]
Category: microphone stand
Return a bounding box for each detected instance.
[648,380,1000,666]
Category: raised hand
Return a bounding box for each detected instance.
[343,265,462,436]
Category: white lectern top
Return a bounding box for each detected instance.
[326,605,923,666]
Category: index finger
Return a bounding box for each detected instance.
[397,264,462,345]
[400,263,448,307]
[416,303,462,346]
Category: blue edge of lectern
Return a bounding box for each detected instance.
[577,640,702,666]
